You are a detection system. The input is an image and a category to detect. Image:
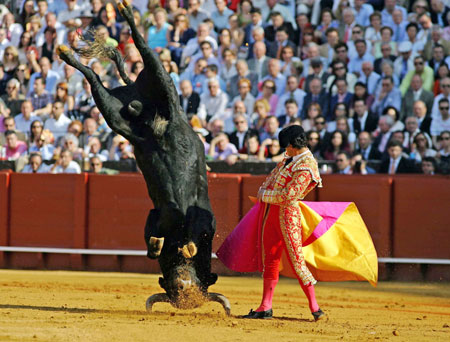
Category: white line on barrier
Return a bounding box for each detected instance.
[0,247,449,265]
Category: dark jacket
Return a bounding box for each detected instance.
[179,92,200,118]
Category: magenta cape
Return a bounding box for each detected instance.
[216,201,378,286]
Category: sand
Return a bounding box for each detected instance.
[0,270,449,342]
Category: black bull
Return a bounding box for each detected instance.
[57,0,229,314]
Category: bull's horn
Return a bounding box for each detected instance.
[146,293,170,312]
[206,292,231,316]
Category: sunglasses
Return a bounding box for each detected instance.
[414,62,424,65]
[315,121,325,125]
[234,121,245,124]
[440,106,449,110]
[334,66,345,70]
[441,137,450,140]
[441,84,450,88]
[352,30,361,34]
[336,159,345,162]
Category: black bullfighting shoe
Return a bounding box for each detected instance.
[312,308,325,321]
[242,308,273,319]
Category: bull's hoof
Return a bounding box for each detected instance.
[117,0,132,15]
[148,237,164,259]
[56,44,71,56]
[179,242,197,259]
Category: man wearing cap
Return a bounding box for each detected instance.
[236,125,324,320]
[394,41,416,83]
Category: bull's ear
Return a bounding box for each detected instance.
[158,277,167,290]
[128,100,143,117]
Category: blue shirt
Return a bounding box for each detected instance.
[211,8,234,31]
[371,88,402,117]
[261,74,287,97]
[358,72,381,96]
[354,4,374,27]
[349,52,375,75]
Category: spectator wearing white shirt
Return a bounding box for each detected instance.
[431,98,450,147]
[2,13,23,47]
[44,101,72,140]
[198,79,229,122]
[21,152,50,173]
[51,149,81,174]
[15,100,41,135]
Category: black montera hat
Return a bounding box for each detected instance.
[279,125,305,148]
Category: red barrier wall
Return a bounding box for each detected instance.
[317,175,393,257]
[208,174,242,252]
[392,175,450,258]
[0,172,9,267]
[86,173,156,272]
[8,174,87,269]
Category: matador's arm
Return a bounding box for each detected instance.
[260,171,314,206]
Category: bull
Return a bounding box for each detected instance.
[56,0,230,315]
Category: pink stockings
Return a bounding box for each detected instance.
[256,206,319,313]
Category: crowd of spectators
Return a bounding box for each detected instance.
[0,0,449,176]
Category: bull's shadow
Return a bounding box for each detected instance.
[56,0,229,315]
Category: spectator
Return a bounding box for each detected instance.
[279,45,299,77]
[250,98,270,132]
[108,135,134,161]
[59,133,83,161]
[208,132,238,160]
[227,133,260,164]
[374,42,396,76]
[15,100,41,134]
[431,98,450,146]
[301,43,328,79]
[182,23,218,68]
[278,99,299,128]
[436,131,450,169]
[326,60,357,96]
[303,77,329,120]
[401,74,435,121]
[258,137,284,162]
[83,136,109,162]
[353,99,378,135]
[400,56,434,95]
[147,8,170,52]
[426,44,448,77]
[89,155,119,175]
[275,75,305,117]
[351,82,374,111]
[1,78,25,117]
[28,119,44,148]
[198,78,228,123]
[329,78,353,119]
[364,11,382,45]
[323,130,350,161]
[231,78,255,116]
[373,115,394,154]
[187,0,209,31]
[29,129,55,161]
[54,81,74,112]
[228,113,258,152]
[314,114,331,144]
[44,101,72,140]
[338,7,357,43]
[50,149,81,174]
[219,48,237,87]
[319,27,339,65]
[371,76,401,117]
[372,26,396,60]
[358,61,380,96]
[409,132,438,163]
[2,45,19,78]
[379,140,415,174]
[259,115,280,142]
[412,100,432,136]
[333,42,350,65]
[349,39,375,76]
[188,41,220,74]
[421,156,437,175]
[334,151,352,174]
[260,58,286,97]
[79,118,100,149]
[179,80,200,119]
[2,12,23,48]
[180,57,207,95]
[28,76,53,118]
[391,8,408,43]
[256,79,278,116]
[431,77,450,120]
[247,40,270,82]
[357,131,381,161]
[350,152,376,175]
[27,56,60,97]
[394,41,416,83]
[167,13,196,66]
[384,106,405,133]
[21,152,50,173]
[211,0,234,32]
[1,130,28,160]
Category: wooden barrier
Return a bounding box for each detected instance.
[392,175,450,259]
[0,173,449,281]
[317,175,393,258]
[8,174,87,269]
[0,172,9,267]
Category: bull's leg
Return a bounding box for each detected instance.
[144,209,164,259]
[109,47,133,85]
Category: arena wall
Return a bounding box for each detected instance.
[0,173,449,281]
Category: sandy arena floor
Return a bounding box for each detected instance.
[0,270,449,342]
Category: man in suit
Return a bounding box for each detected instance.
[357,131,382,160]
[430,0,450,27]
[228,59,259,99]
[278,99,299,128]
[272,27,297,59]
[373,115,394,155]
[400,74,434,120]
[412,100,432,135]
[319,27,339,65]
[423,26,450,61]
[243,8,263,47]
[379,140,415,174]
[353,99,378,135]
[302,77,329,120]
[179,80,200,119]
[247,41,270,82]
[329,78,353,119]
[246,26,277,61]
[228,113,259,152]
[358,61,381,96]
[427,44,449,77]
[264,11,295,43]
[371,76,402,117]
[303,58,330,96]
[374,42,397,75]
